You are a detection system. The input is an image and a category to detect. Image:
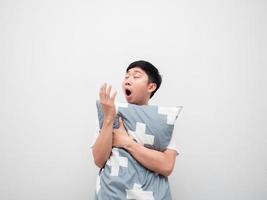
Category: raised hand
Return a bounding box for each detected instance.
[99,83,117,122]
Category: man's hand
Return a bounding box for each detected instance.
[99,83,117,121]
[113,117,134,148]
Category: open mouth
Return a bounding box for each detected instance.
[125,89,132,97]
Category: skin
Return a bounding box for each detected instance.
[92,67,177,177]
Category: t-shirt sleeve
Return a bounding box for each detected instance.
[166,119,180,156]
[90,119,100,148]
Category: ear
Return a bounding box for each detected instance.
[147,82,157,93]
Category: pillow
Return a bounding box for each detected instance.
[96,100,183,151]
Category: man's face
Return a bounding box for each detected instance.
[122,67,156,105]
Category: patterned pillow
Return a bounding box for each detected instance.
[96,100,183,151]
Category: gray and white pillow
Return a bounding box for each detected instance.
[96,100,183,151]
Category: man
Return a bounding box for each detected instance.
[91,60,179,199]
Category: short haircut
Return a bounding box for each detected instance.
[126,60,162,98]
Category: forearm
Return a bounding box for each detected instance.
[92,118,113,168]
[124,141,176,176]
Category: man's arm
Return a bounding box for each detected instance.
[125,142,177,177]
[92,119,114,168]
[112,117,178,176]
[92,83,117,168]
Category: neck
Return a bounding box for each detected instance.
[135,97,149,105]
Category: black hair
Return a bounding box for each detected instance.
[126,60,162,98]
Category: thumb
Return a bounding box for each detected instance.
[119,117,123,127]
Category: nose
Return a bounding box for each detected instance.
[124,77,132,86]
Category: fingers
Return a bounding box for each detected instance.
[99,83,116,102]
[112,117,123,130]
[110,90,117,101]
[118,117,123,127]
[118,117,127,133]
[99,83,107,101]
[106,84,111,99]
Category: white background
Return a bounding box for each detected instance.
[1,0,267,199]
